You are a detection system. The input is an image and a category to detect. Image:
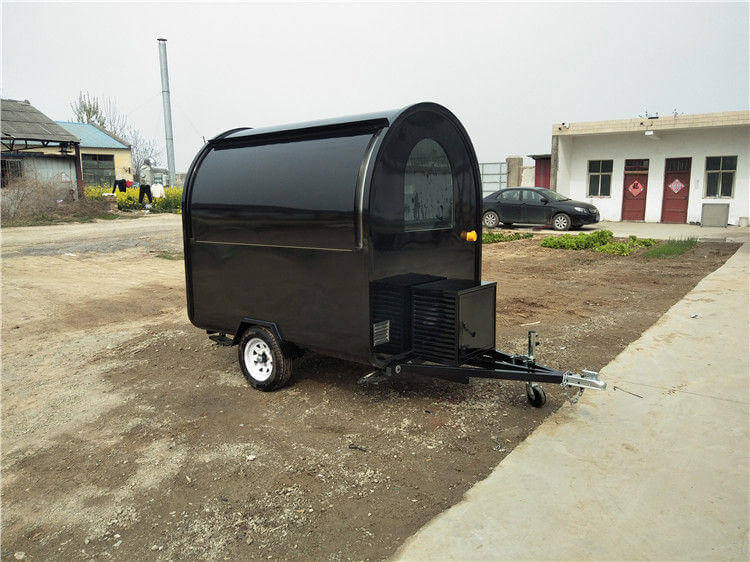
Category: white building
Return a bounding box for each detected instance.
[550,111,750,225]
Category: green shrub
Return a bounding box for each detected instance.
[542,229,660,256]
[540,230,613,250]
[482,232,533,243]
[594,241,634,255]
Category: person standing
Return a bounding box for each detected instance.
[139,158,154,205]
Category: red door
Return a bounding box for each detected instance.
[621,159,649,221]
[661,158,691,223]
[534,157,551,188]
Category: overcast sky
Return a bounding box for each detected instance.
[3,2,748,171]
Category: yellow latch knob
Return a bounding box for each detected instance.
[461,230,478,242]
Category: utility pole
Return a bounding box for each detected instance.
[157,38,176,188]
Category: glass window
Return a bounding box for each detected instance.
[500,189,521,201]
[705,156,736,198]
[82,154,116,186]
[600,174,611,196]
[722,156,737,170]
[706,156,721,171]
[721,173,734,197]
[404,139,454,231]
[542,190,570,202]
[523,189,543,203]
[625,159,649,172]
[706,172,720,197]
[587,160,613,197]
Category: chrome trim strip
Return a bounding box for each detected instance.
[355,129,383,250]
[195,240,353,252]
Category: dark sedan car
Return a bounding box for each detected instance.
[482,187,600,231]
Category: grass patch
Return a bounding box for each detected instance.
[541,230,658,256]
[482,232,533,243]
[155,251,183,260]
[642,237,697,258]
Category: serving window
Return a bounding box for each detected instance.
[403,138,454,231]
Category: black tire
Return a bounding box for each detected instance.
[238,326,293,391]
[482,211,499,228]
[526,384,547,408]
[552,213,571,231]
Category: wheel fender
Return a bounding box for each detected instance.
[232,318,284,346]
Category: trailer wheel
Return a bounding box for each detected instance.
[238,326,292,391]
[526,383,546,408]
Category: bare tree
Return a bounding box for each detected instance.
[70,90,162,182]
[70,91,105,128]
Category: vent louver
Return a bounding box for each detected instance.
[372,320,390,346]
[412,292,458,363]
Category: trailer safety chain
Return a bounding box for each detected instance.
[561,371,585,405]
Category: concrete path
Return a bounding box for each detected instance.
[503,221,750,243]
[396,244,749,561]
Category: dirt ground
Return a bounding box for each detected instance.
[1,216,740,560]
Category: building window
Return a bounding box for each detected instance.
[1,159,22,188]
[624,159,649,172]
[587,160,612,197]
[403,138,454,231]
[705,156,736,198]
[82,153,115,186]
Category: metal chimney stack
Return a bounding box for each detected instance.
[157,38,176,188]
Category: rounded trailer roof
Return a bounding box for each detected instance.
[208,102,472,148]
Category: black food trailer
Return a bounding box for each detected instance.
[182,102,605,406]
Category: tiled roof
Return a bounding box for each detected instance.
[1,99,80,143]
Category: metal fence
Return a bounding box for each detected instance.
[479,162,507,198]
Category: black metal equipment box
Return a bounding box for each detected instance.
[411,279,497,365]
[370,273,443,355]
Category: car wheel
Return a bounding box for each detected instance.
[482,211,499,228]
[552,213,571,231]
[238,326,293,391]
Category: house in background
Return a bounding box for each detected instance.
[550,110,750,226]
[34,121,133,185]
[1,99,83,197]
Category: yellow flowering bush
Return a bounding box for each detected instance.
[84,184,182,213]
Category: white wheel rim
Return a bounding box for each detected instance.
[243,338,274,382]
[485,212,498,227]
[555,215,568,229]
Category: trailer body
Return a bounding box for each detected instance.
[182,102,605,402]
[183,102,483,365]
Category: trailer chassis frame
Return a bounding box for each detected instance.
[379,331,606,407]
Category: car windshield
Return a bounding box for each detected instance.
[538,190,569,202]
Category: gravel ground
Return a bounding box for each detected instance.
[1,216,740,560]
